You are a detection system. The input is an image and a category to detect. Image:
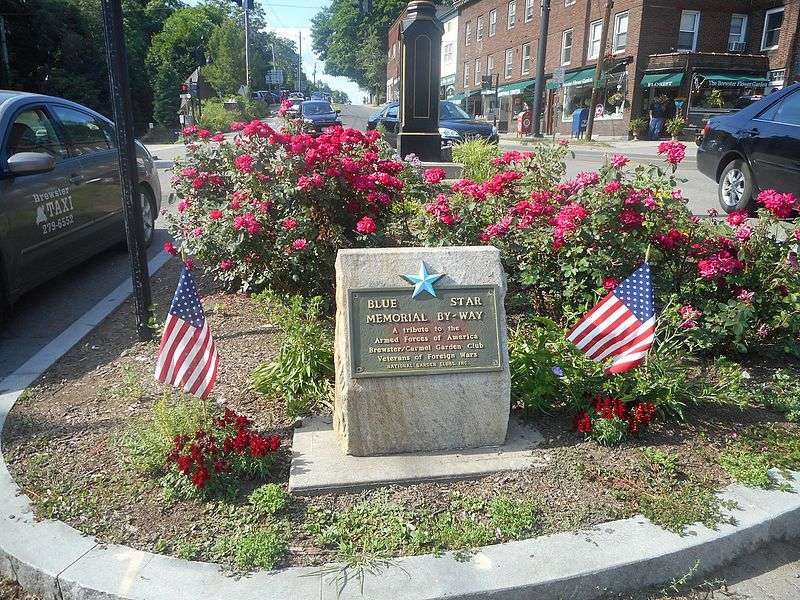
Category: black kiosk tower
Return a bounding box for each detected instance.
[397,0,443,161]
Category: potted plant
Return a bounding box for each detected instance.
[629,117,647,141]
[666,116,687,141]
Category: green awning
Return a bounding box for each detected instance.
[466,89,481,98]
[497,78,536,97]
[546,79,560,90]
[641,71,684,88]
[448,93,465,102]
[700,72,769,88]
[563,67,597,87]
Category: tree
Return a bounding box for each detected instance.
[147,3,227,125]
[310,0,406,99]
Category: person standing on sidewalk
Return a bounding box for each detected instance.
[648,96,666,140]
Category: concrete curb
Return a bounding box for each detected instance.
[1,252,799,599]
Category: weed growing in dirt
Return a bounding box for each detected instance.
[487,497,539,538]
[607,449,736,534]
[720,424,800,488]
[759,370,800,422]
[250,293,333,418]
[175,540,200,560]
[104,364,145,402]
[120,393,213,475]
[215,522,289,570]
[249,484,288,516]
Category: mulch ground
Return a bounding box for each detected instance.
[1,256,796,574]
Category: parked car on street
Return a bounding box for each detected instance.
[366,101,498,148]
[0,90,161,319]
[697,82,800,213]
[300,100,342,134]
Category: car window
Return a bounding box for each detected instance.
[303,102,333,115]
[440,102,471,120]
[51,105,114,155]
[385,105,398,119]
[758,91,800,125]
[772,91,800,126]
[5,108,66,161]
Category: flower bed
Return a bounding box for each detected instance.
[4,121,800,577]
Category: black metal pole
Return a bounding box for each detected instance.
[100,0,153,342]
[531,0,550,137]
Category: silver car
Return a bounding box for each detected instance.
[0,90,161,319]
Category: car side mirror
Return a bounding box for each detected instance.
[7,152,56,175]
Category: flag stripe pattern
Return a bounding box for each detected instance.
[567,263,655,374]
[155,266,219,398]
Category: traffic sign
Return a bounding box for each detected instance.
[553,67,565,85]
[266,69,284,85]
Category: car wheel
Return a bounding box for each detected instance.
[718,159,754,213]
[138,186,156,248]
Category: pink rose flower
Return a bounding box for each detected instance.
[234,154,254,173]
[735,225,752,241]
[356,216,377,235]
[292,238,308,251]
[423,167,447,184]
[163,241,178,256]
[610,154,629,169]
[209,209,223,220]
[219,259,233,270]
[282,217,298,230]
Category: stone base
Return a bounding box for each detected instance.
[398,132,442,161]
[288,415,545,495]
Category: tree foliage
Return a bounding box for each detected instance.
[310,0,407,99]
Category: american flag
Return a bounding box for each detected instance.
[567,263,655,374]
[154,266,219,398]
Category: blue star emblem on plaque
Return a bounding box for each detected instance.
[401,262,444,299]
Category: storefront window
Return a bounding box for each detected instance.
[562,72,627,121]
[691,87,753,110]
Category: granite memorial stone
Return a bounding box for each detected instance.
[333,247,510,456]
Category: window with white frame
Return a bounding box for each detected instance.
[561,29,573,65]
[443,42,454,64]
[525,0,534,22]
[728,14,747,49]
[613,12,628,53]
[761,7,784,50]
[587,20,602,60]
[465,21,472,46]
[508,1,516,29]
[464,62,470,87]
[489,9,497,36]
[678,10,700,52]
[477,15,485,41]
[488,54,495,73]
[521,43,531,74]
[475,59,482,85]
[565,0,575,6]
[504,48,513,78]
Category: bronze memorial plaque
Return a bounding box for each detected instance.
[348,283,502,378]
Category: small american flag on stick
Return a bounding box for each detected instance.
[567,263,655,374]
[154,266,219,398]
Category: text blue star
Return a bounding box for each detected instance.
[402,262,444,299]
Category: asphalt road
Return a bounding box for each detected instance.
[0,109,718,380]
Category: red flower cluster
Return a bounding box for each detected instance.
[423,167,447,184]
[165,408,280,489]
[758,189,797,219]
[551,202,589,248]
[572,398,657,435]
[424,193,458,225]
[653,228,688,250]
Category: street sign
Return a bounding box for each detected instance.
[553,67,565,85]
[266,69,284,85]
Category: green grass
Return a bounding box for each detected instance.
[120,393,213,475]
[248,484,289,516]
[215,522,289,570]
[487,497,538,538]
[607,449,736,534]
[720,424,800,488]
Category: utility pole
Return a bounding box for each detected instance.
[298,31,302,93]
[0,16,11,88]
[100,0,153,342]
[313,62,317,87]
[530,0,550,136]
[244,3,251,91]
[585,0,613,140]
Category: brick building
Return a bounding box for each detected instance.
[427,0,800,137]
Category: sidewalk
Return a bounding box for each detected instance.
[498,133,698,161]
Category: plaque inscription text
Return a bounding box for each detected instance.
[349,285,502,378]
